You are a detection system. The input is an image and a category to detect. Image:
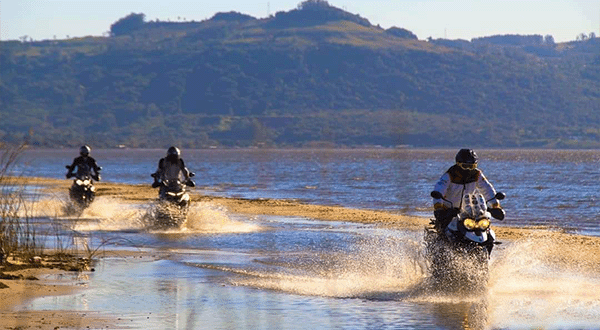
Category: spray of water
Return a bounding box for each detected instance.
[221,229,496,304]
[486,235,600,328]
[200,227,600,328]
[18,197,66,219]
[139,201,261,234]
[181,202,261,234]
[224,232,428,298]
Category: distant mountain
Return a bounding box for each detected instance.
[1,0,599,148]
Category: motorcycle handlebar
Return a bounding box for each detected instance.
[431,191,506,217]
[431,191,505,203]
[431,191,453,208]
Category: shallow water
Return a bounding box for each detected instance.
[14,148,600,236]
[9,148,600,328]
[18,197,600,329]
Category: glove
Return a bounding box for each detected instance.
[433,209,446,220]
[152,181,161,188]
[186,179,195,187]
[66,173,73,179]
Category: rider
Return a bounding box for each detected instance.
[66,145,102,181]
[431,149,502,229]
[151,146,195,195]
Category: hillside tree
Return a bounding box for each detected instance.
[110,13,146,36]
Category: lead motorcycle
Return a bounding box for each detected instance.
[424,190,505,293]
[150,175,193,228]
[65,165,99,210]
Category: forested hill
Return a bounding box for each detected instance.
[1,0,600,148]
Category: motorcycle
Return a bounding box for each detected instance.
[151,176,193,228]
[65,165,98,210]
[424,190,505,292]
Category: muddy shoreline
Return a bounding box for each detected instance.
[2,176,600,328]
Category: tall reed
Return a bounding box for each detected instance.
[0,142,41,263]
[1,143,124,269]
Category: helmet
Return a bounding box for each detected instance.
[80,145,91,157]
[167,146,180,158]
[455,149,478,170]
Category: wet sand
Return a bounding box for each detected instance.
[0,267,122,329]
[2,177,600,328]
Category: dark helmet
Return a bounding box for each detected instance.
[167,146,180,158]
[455,149,478,170]
[80,145,91,157]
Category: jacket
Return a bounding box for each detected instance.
[155,157,191,182]
[432,165,498,210]
[67,156,101,179]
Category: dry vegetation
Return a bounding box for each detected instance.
[0,144,93,296]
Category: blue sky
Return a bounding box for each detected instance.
[2,0,599,42]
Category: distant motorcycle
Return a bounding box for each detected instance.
[151,176,193,228]
[65,165,98,209]
[425,190,505,292]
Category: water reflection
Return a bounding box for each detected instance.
[429,301,489,330]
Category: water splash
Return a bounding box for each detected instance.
[191,227,600,329]
[72,197,147,231]
[221,229,497,303]
[140,201,261,234]
[182,202,261,234]
[23,195,261,234]
[487,235,600,329]
[421,229,491,297]
[214,232,429,298]
[17,197,66,218]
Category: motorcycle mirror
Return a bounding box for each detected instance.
[65,165,70,169]
[495,192,506,200]
[490,208,505,220]
[430,191,443,199]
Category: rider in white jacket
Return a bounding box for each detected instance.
[432,149,501,229]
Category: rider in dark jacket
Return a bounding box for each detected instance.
[66,145,101,181]
[151,147,195,194]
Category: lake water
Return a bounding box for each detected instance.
[14,148,600,236]
[9,148,600,329]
